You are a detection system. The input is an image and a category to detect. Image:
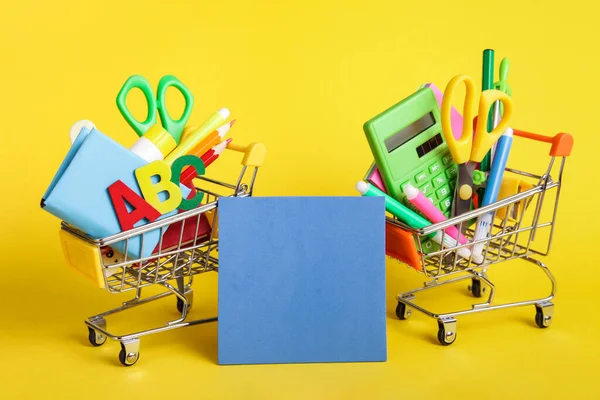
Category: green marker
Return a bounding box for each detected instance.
[480,49,495,173]
[356,181,474,259]
[355,181,435,238]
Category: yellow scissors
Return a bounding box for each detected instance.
[441,75,513,217]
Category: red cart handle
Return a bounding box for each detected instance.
[512,129,573,157]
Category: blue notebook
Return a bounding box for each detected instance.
[218,196,387,365]
[42,127,189,260]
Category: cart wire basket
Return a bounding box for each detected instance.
[59,142,266,365]
[386,129,573,345]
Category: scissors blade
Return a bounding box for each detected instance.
[451,163,475,222]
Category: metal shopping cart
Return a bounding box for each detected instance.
[387,129,573,345]
[58,142,266,365]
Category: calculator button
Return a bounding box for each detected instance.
[415,171,427,183]
[426,195,435,204]
[432,173,446,188]
[445,165,458,179]
[400,181,410,193]
[442,153,453,166]
[419,183,433,196]
[436,185,451,199]
[428,161,441,175]
[439,197,452,212]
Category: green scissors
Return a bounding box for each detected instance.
[116,75,194,144]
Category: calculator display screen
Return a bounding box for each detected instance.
[384,112,435,153]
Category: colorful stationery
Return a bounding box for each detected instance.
[116,75,194,145]
[363,86,458,218]
[181,138,233,184]
[404,184,467,244]
[364,82,464,195]
[42,127,190,260]
[441,74,513,217]
[471,128,514,260]
[188,120,234,160]
[480,49,495,172]
[356,181,472,259]
[165,108,230,163]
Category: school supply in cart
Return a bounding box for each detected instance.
[404,184,468,245]
[440,74,513,217]
[363,86,458,217]
[359,49,574,346]
[471,128,514,259]
[42,127,191,260]
[117,75,194,145]
[364,82,464,193]
[356,181,473,260]
[152,187,213,254]
[77,141,266,366]
[165,108,230,163]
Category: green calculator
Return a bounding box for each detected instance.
[363,87,458,218]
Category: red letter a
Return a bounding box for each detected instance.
[108,180,161,231]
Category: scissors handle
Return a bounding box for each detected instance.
[156,75,194,144]
[116,75,157,137]
[441,75,477,164]
[471,89,513,162]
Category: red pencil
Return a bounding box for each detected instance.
[201,138,232,167]
[181,138,233,184]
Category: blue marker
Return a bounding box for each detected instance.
[472,128,514,262]
[482,128,514,206]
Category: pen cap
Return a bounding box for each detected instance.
[130,125,177,162]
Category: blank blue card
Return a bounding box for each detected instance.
[218,196,386,365]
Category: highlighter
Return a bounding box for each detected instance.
[356,181,473,259]
[165,108,230,165]
[186,120,234,160]
[404,184,468,245]
[472,128,514,262]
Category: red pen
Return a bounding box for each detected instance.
[180,138,233,184]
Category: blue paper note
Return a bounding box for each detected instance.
[218,196,387,365]
[42,128,189,260]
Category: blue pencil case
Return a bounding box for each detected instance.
[42,127,189,260]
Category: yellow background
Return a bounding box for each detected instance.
[1,0,598,398]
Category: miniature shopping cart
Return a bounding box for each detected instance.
[387,130,573,345]
[59,142,266,366]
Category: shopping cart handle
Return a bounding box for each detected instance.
[513,129,573,157]
[226,142,267,167]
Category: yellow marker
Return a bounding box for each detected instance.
[165,108,230,165]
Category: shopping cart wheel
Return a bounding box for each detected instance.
[88,327,106,347]
[468,278,483,298]
[437,318,457,346]
[535,302,554,328]
[119,340,140,367]
[395,302,410,320]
